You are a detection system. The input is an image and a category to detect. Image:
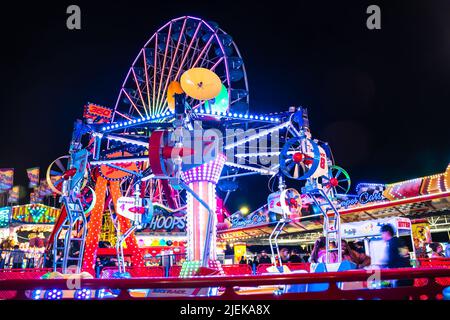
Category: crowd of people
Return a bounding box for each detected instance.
[0,240,45,269]
[1,223,450,272]
[239,248,311,268]
[239,224,450,271]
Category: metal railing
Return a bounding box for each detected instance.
[0,250,47,269]
[0,267,449,300]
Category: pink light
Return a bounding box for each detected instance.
[181,154,226,184]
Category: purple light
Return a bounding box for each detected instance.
[181,154,226,184]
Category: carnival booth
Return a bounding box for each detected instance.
[0,204,60,268]
[341,217,415,265]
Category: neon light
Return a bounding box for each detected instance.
[224,121,290,150]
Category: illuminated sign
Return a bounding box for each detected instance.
[0,207,10,228]
[342,217,412,238]
[230,212,268,228]
[83,103,113,120]
[147,215,186,232]
[339,191,386,208]
[138,203,186,234]
[12,204,60,224]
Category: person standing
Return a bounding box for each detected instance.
[380,224,410,269]
[280,248,290,263]
[289,249,303,263]
[258,250,272,264]
[9,245,25,269]
[429,243,445,258]
[310,236,338,263]
[341,240,371,269]
[239,256,247,265]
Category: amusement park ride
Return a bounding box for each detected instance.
[44,16,353,277]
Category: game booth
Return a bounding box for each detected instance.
[0,204,60,269]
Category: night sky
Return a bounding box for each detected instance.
[0,1,449,211]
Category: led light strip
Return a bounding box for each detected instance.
[101,134,149,147]
[101,111,174,132]
[224,121,291,150]
[90,157,149,166]
[195,111,281,123]
[234,150,297,158]
[225,161,276,175]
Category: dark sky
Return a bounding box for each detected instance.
[0,1,449,211]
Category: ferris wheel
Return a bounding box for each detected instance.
[113,16,249,122]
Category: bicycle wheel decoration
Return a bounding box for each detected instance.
[46,156,88,195]
[279,136,321,180]
[113,16,249,121]
[322,165,351,194]
[280,188,302,218]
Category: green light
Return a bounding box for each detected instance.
[204,84,228,114]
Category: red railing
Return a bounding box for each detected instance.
[100,266,165,278]
[418,258,450,268]
[1,267,450,300]
[0,268,55,300]
[256,263,311,274]
[169,265,182,277]
[222,264,253,275]
[415,258,450,287]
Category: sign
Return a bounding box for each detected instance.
[412,221,431,243]
[233,243,247,264]
[0,168,14,191]
[26,167,40,188]
[342,217,412,239]
[116,197,137,220]
[0,206,11,228]
[339,191,386,208]
[147,214,186,232]
[229,210,268,229]
[83,103,113,121]
[8,186,20,203]
[267,191,283,215]
[12,204,60,224]
[143,203,186,233]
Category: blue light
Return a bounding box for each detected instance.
[151,115,155,119]
[233,113,238,117]
[127,121,132,125]
[265,117,269,121]
[102,127,106,131]
[132,120,137,123]
[228,113,232,117]
[254,116,259,120]
[165,111,171,116]
[146,116,150,120]
[238,114,243,118]
[74,289,92,300]
[31,289,41,300]
[244,115,249,119]
[249,115,254,119]
[44,289,63,300]
[137,118,141,122]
